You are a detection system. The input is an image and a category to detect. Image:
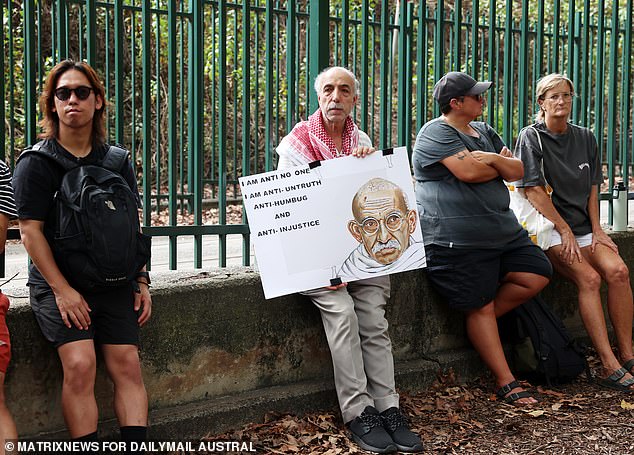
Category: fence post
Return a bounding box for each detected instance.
[141,0,152,230]
[502,0,512,145]
[453,0,461,70]
[594,1,605,168]
[433,0,444,118]
[308,0,329,113]
[341,0,349,67]
[623,0,633,188]
[167,0,178,268]
[85,0,96,66]
[241,0,251,265]
[218,0,228,265]
[471,0,479,78]
[287,0,297,130]
[567,0,575,78]
[486,0,495,124]
[114,0,124,143]
[606,0,619,221]
[397,0,408,147]
[518,1,529,130]
[580,0,590,127]
[264,0,274,172]
[552,0,560,72]
[191,0,204,268]
[1,1,4,161]
[416,1,427,130]
[23,0,37,146]
[55,0,67,61]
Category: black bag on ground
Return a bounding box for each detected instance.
[20,141,151,293]
[499,295,588,385]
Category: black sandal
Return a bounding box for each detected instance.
[496,380,536,405]
[595,367,634,392]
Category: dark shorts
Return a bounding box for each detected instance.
[425,234,553,311]
[30,283,140,348]
[0,293,10,374]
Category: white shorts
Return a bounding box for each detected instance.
[549,231,593,249]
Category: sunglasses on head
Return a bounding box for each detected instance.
[54,86,94,101]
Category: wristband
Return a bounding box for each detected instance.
[135,271,151,285]
[136,280,151,289]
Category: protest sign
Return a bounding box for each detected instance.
[239,147,425,299]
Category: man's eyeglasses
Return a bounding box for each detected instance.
[544,92,573,102]
[358,212,405,235]
[54,86,94,101]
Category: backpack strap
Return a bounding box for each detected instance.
[18,140,77,171]
[101,145,131,175]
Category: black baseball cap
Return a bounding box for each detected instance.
[433,72,492,107]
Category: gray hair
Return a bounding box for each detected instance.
[535,73,575,121]
[313,66,360,97]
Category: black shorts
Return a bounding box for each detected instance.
[30,283,140,348]
[425,235,553,311]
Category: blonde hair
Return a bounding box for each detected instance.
[535,73,575,121]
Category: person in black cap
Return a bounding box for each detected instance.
[411,72,553,405]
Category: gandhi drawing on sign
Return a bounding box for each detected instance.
[339,177,425,280]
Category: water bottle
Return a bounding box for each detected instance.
[612,180,628,232]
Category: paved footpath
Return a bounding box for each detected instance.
[2,234,254,294]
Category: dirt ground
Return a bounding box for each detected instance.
[199,354,634,455]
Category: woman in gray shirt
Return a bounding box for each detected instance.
[513,73,634,392]
[413,72,552,405]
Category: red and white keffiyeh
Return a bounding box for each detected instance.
[279,109,360,163]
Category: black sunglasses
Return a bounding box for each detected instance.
[458,94,483,102]
[54,86,94,101]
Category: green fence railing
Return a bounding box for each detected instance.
[1,0,633,273]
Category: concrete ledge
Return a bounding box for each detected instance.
[6,230,634,438]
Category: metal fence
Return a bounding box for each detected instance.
[1,0,632,272]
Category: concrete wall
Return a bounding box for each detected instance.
[6,231,633,438]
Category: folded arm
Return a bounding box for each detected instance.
[471,146,524,181]
[441,148,501,183]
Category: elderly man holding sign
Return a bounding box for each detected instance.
[276,67,423,454]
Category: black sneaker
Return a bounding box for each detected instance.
[380,407,424,453]
[347,406,398,453]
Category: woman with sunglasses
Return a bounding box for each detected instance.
[412,72,553,405]
[513,73,634,392]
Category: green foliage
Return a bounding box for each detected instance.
[2,0,632,189]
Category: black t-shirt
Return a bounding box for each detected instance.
[13,138,140,286]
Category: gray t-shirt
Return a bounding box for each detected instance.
[412,118,525,248]
[512,122,602,235]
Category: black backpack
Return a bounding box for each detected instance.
[20,141,151,293]
[499,295,589,385]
